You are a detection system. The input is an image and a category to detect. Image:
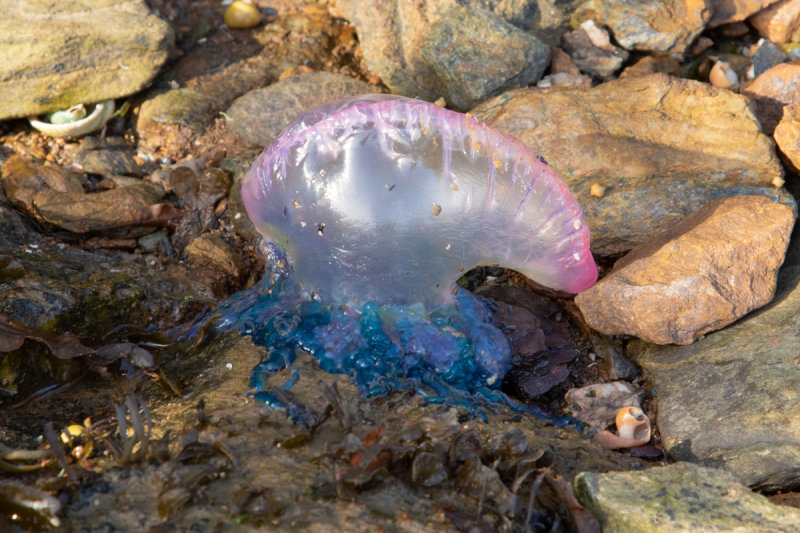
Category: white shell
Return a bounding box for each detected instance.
[29,100,115,138]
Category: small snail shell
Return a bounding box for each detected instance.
[29,100,115,138]
[709,60,738,89]
[593,406,651,450]
[224,0,261,29]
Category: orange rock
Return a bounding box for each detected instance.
[774,104,800,172]
[575,195,795,345]
[749,0,800,43]
[709,0,782,27]
[741,60,800,134]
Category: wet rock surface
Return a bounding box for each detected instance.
[575,462,800,532]
[576,195,795,345]
[472,73,794,255]
[0,0,174,119]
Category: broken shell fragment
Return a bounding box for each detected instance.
[593,406,651,450]
[29,100,115,138]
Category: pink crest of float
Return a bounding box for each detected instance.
[242,94,597,305]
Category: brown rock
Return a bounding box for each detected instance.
[472,74,792,255]
[774,104,800,172]
[741,60,800,134]
[572,0,711,54]
[33,183,163,233]
[749,0,800,43]
[550,47,581,76]
[709,0,781,27]
[1,156,84,213]
[575,195,795,345]
[184,234,245,279]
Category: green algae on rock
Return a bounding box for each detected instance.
[574,462,800,533]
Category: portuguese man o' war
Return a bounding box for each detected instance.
[210,94,597,418]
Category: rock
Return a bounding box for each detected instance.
[561,23,629,78]
[2,155,85,213]
[0,0,174,120]
[575,463,800,532]
[226,72,375,148]
[34,183,164,233]
[741,60,800,134]
[628,227,800,490]
[549,46,582,75]
[420,5,550,110]
[576,196,794,345]
[709,0,782,26]
[472,74,794,255]
[750,38,788,77]
[591,335,640,380]
[774,104,800,172]
[536,72,593,87]
[184,234,245,279]
[333,0,549,109]
[572,0,711,54]
[618,55,682,79]
[135,9,338,157]
[565,381,644,429]
[749,0,800,44]
[153,160,231,210]
[0,205,213,336]
[74,137,148,178]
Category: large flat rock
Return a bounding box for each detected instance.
[629,234,800,491]
[0,0,174,119]
[472,74,795,255]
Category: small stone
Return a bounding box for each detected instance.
[411,452,448,487]
[618,55,682,78]
[537,72,592,87]
[572,0,711,54]
[226,71,374,148]
[750,0,800,44]
[224,0,261,29]
[184,234,245,279]
[709,0,781,27]
[565,381,644,430]
[1,155,84,214]
[589,183,606,197]
[549,47,581,76]
[562,24,629,78]
[75,137,148,178]
[750,38,789,77]
[575,463,800,532]
[741,60,800,134]
[576,195,795,345]
[774,104,800,172]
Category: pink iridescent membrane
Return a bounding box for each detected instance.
[242,94,597,306]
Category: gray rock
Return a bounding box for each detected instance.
[420,6,550,110]
[75,137,147,177]
[562,25,629,78]
[0,0,174,120]
[334,0,550,109]
[575,463,800,532]
[572,0,711,54]
[226,72,375,148]
[629,231,800,491]
[471,73,795,256]
[751,38,788,77]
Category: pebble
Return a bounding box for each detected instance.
[750,0,800,44]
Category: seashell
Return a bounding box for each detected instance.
[242,94,597,306]
[29,100,115,138]
[224,0,261,29]
[593,405,651,449]
[709,60,738,89]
